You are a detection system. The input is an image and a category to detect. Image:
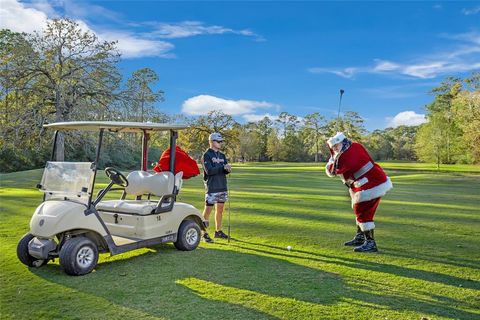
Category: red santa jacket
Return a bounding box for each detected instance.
[325,142,392,205]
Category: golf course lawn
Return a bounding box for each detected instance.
[1,162,479,320]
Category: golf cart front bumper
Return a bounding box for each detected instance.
[28,237,57,259]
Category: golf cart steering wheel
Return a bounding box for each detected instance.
[105,167,129,187]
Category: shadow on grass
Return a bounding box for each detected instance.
[379,246,480,271]
[231,239,480,320]
[33,245,344,320]
[232,203,354,225]
[29,239,480,320]
[234,239,479,289]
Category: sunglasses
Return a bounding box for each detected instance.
[213,140,223,143]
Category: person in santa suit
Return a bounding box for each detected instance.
[325,132,393,252]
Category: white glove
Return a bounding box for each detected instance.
[325,157,336,177]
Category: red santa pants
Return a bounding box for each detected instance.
[353,197,381,223]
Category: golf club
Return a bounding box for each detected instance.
[227,174,231,243]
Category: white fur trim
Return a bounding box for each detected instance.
[327,132,346,148]
[325,161,336,177]
[350,177,393,206]
[358,221,375,231]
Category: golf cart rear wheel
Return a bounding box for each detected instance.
[174,220,201,251]
[59,236,98,276]
[17,233,48,267]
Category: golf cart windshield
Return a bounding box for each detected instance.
[39,162,95,204]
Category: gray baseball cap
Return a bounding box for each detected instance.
[209,132,223,141]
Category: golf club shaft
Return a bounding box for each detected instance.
[227,175,231,243]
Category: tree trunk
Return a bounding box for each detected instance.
[56,132,65,162]
[3,64,9,123]
[436,146,440,170]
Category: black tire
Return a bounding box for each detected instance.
[17,233,48,267]
[59,236,98,276]
[174,220,201,251]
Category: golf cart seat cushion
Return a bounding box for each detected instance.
[125,171,174,197]
[96,200,159,215]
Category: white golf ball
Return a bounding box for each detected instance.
[287,245,292,251]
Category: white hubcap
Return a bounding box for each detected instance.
[185,228,198,245]
[76,246,94,268]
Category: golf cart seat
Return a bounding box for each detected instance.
[96,171,183,215]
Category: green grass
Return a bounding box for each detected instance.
[1,162,479,320]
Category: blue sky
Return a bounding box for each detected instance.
[3,1,480,131]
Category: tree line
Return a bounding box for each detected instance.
[1,19,479,172]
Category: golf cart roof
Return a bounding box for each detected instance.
[44,121,188,132]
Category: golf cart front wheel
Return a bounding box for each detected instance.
[174,220,201,251]
[59,236,98,276]
[17,233,48,267]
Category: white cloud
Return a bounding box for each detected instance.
[373,60,401,72]
[361,82,440,99]
[1,0,261,59]
[441,32,480,58]
[442,31,480,44]
[182,95,277,116]
[148,21,262,40]
[386,111,427,128]
[309,31,480,79]
[401,62,446,78]
[242,113,279,122]
[0,0,174,58]
[98,31,175,58]
[60,0,123,22]
[402,61,480,78]
[0,0,48,33]
[28,0,59,17]
[462,6,480,15]
[308,67,359,79]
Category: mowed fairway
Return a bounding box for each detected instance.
[1,162,479,320]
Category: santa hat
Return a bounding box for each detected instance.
[327,132,346,148]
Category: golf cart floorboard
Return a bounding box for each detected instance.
[111,235,140,246]
[106,233,177,255]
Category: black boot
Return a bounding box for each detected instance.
[203,232,214,243]
[344,226,365,246]
[354,229,378,252]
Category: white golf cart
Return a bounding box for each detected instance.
[17,121,207,276]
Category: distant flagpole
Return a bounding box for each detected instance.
[335,89,345,132]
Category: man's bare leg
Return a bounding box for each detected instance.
[202,205,214,242]
[215,203,225,231]
[203,205,213,221]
